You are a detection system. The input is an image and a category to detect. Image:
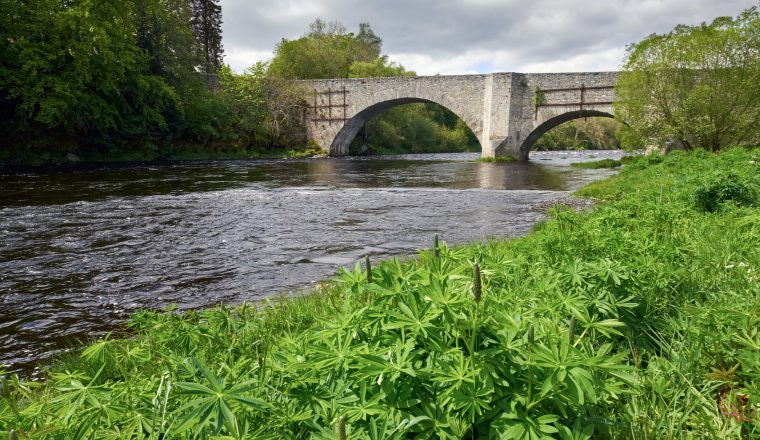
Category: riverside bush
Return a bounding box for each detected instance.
[693,172,756,213]
[0,149,758,439]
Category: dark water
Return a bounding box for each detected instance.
[0,150,623,372]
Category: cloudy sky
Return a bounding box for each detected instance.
[221,0,756,75]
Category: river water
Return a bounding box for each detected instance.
[0,150,624,372]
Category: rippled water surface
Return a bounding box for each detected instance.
[0,150,624,371]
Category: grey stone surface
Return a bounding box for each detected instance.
[305,72,617,160]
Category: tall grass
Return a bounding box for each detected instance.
[1,148,758,439]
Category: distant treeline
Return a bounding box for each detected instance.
[0,3,619,164]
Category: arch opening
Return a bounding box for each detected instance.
[330,98,481,156]
[520,110,618,158]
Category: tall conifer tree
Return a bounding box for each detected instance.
[189,0,224,73]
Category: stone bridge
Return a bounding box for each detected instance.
[305,72,617,160]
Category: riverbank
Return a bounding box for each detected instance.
[1,148,758,438]
[0,144,327,168]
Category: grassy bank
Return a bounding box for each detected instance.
[0,145,326,167]
[1,149,759,439]
[570,158,623,169]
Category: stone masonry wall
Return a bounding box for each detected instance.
[304,71,618,159]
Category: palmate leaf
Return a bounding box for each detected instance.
[429,349,479,390]
[344,381,384,422]
[450,377,494,421]
[355,341,418,382]
[51,365,112,428]
[492,401,559,440]
[557,418,594,440]
[382,298,442,338]
[173,357,268,437]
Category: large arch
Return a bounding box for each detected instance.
[519,110,615,158]
[329,98,482,156]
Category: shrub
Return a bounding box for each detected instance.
[693,172,756,212]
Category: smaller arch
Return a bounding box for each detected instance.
[330,98,481,156]
[520,110,615,158]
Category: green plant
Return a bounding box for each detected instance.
[534,87,547,107]
[476,156,515,163]
[693,172,756,212]
[570,159,623,169]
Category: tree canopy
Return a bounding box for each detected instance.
[615,6,760,151]
[268,20,388,80]
[190,0,224,73]
[0,0,235,162]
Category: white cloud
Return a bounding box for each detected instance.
[225,49,274,73]
[220,0,755,74]
[519,47,626,73]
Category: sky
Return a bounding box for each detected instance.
[220,0,757,75]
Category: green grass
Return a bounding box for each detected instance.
[1,148,759,439]
[475,156,516,163]
[570,158,623,169]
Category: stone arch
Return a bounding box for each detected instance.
[519,110,615,158]
[329,98,482,156]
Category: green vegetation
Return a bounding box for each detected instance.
[615,7,760,152]
[0,11,478,164]
[533,118,622,151]
[2,149,758,438]
[476,156,516,163]
[0,0,246,165]
[351,104,480,155]
[570,159,623,169]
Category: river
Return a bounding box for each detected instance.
[0,150,624,372]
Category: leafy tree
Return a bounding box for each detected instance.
[353,104,480,155]
[189,0,224,73]
[349,58,415,78]
[268,19,362,80]
[0,0,235,162]
[354,22,383,62]
[217,63,268,147]
[0,0,183,157]
[616,6,760,151]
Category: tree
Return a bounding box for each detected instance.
[269,20,387,80]
[0,0,225,161]
[217,63,269,147]
[354,22,383,62]
[189,0,224,73]
[349,58,415,78]
[615,7,760,152]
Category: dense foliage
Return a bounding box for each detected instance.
[0,11,483,164]
[615,7,760,152]
[533,119,621,151]
[351,104,480,155]
[0,0,238,163]
[1,149,758,438]
[269,20,388,81]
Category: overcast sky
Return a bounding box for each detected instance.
[221,0,756,75]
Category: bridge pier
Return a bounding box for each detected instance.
[305,72,618,160]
